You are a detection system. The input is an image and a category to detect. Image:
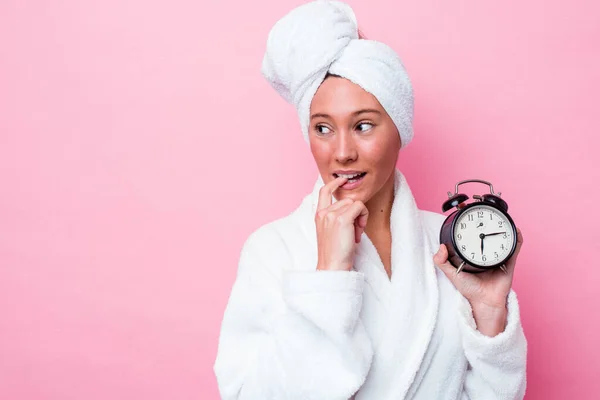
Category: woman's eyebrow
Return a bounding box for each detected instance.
[310,108,381,120]
[352,108,381,116]
[310,112,331,120]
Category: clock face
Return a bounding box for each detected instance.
[453,204,515,267]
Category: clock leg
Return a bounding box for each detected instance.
[499,264,508,274]
[455,261,466,275]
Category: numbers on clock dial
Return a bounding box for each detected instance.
[453,205,514,266]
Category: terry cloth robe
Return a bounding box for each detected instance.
[213,168,527,400]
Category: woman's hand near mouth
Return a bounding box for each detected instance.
[315,176,370,271]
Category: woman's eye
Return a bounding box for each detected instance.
[316,125,331,134]
[356,122,374,132]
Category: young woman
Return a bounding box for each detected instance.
[213,1,527,399]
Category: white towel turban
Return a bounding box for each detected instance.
[261,0,414,148]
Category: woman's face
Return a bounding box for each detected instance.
[309,75,401,203]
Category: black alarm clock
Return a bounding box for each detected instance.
[439,179,517,274]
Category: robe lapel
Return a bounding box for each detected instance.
[299,168,439,399]
[365,169,439,399]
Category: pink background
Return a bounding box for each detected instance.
[1,0,598,398]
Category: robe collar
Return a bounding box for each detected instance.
[299,167,440,399]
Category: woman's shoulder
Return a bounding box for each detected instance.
[244,214,299,251]
[234,198,315,280]
[419,208,447,226]
[419,208,448,239]
[241,196,313,260]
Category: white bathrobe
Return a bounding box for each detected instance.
[213,168,527,400]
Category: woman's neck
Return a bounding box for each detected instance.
[364,172,395,237]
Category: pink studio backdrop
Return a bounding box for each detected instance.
[1,0,598,398]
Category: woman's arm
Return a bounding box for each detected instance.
[213,228,374,400]
[434,227,527,399]
[458,289,528,400]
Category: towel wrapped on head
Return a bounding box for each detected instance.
[261,0,414,148]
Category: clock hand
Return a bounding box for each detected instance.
[482,231,506,237]
[479,233,484,255]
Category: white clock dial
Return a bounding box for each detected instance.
[453,205,514,267]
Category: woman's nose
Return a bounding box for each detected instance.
[334,130,358,163]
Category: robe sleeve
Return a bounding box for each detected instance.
[213,228,374,400]
[457,288,528,400]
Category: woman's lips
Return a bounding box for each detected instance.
[339,173,366,190]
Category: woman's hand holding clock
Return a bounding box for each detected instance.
[433,228,524,337]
